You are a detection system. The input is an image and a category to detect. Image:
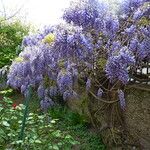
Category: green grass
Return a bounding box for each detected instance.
[48,106,106,150]
[56,123,105,150]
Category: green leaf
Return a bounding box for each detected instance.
[0,128,5,135]
[69,140,80,145]
[51,120,56,124]
[35,139,42,144]
[2,121,10,127]
[18,120,22,124]
[65,135,72,139]
[53,144,59,150]
[14,140,23,144]
[3,97,13,104]
[0,89,13,95]
[52,130,61,138]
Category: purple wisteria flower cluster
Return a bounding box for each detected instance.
[7,0,150,111]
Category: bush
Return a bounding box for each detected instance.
[0,19,29,68]
[7,0,150,112]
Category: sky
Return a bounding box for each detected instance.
[0,0,72,27]
[0,0,123,28]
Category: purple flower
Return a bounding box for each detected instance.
[120,0,144,14]
[140,27,150,38]
[21,85,27,93]
[93,18,105,32]
[118,90,126,110]
[124,25,136,35]
[133,9,143,20]
[105,17,119,36]
[63,0,106,31]
[40,97,54,112]
[63,90,78,101]
[57,70,73,93]
[106,47,135,84]
[110,41,121,55]
[129,38,139,52]
[63,90,72,101]
[49,86,58,97]
[22,35,39,47]
[97,88,103,98]
[86,78,91,91]
[138,38,150,60]
[44,88,49,96]
[38,84,45,99]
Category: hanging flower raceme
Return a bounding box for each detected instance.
[106,47,135,84]
[40,97,54,112]
[86,78,91,91]
[97,88,103,98]
[63,0,107,32]
[118,90,126,111]
[119,0,145,15]
[57,69,73,93]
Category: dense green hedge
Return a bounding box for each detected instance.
[0,19,29,68]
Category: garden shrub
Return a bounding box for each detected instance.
[0,19,29,68]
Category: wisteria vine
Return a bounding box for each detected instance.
[7,0,150,111]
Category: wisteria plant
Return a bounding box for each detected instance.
[7,0,150,113]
